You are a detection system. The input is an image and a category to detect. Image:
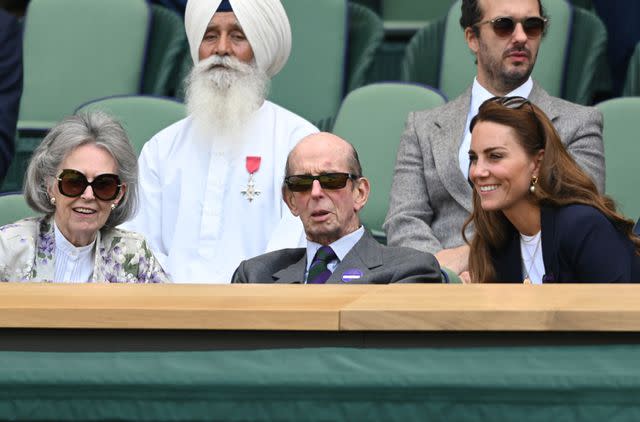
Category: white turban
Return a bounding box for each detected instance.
[185,0,292,78]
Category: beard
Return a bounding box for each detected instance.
[185,55,270,144]
[478,41,536,94]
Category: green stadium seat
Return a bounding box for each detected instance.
[270,0,348,129]
[332,82,446,241]
[75,96,186,156]
[18,0,150,129]
[623,42,640,97]
[143,4,188,98]
[346,3,384,93]
[402,0,607,105]
[0,192,38,227]
[382,0,454,24]
[595,97,640,220]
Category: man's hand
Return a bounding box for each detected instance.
[435,244,469,275]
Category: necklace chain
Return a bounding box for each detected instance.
[521,232,541,283]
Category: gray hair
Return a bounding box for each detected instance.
[24,112,138,228]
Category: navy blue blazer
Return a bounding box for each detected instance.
[491,205,640,283]
[0,9,23,183]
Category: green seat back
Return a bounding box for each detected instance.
[143,4,188,98]
[19,0,150,128]
[439,0,571,100]
[0,193,38,227]
[595,97,640,220]
[623,42,640,97]
[75,96,186,156]
[270,0,347,127]
[346,3,384,93]
[382,0,454,22]
[563,6,609,104]
[332,83,446,238]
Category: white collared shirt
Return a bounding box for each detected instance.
[53,221,95,283]
[458,77,534,178]
[304,226,365,283]
[125,100,318,283]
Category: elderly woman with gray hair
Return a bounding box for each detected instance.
[0,112,168,282]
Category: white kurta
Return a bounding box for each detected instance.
[126,101,318,283]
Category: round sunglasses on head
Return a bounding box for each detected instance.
[57,169,122,201]
[475,16,547,38]
[284,173,359,192]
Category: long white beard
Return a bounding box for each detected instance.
[185,55,270,145]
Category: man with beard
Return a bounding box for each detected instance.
[126,0,317,282]
[384,0,604,276]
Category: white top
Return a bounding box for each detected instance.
[520,230,545,284]
[125,100,318,283]
[304,226,365,282]
[53,221,95,283]
[458,77,534,179]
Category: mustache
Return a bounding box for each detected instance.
[197,55,254,74]
[503,46,531,58]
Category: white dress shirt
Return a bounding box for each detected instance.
[458,77,534,179]
[125,101,317,283]
[53,221,95,283]
[304,226,365,283]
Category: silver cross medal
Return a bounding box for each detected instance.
[241,172,261,202]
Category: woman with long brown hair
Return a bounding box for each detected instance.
[463,96,640,283]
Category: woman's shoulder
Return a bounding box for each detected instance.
[550,204,608,224]
[0,217,41,239]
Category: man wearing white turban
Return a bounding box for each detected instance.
[126,0,317,283]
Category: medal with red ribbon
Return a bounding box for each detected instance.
[241,156,261,202]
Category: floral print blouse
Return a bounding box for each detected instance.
[0,217,169,282]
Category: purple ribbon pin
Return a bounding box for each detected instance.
[341,269,363,282]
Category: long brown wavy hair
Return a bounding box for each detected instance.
[462,97,640,282]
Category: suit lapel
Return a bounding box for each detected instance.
[540,206,559,283]
[529,82,560,123]
[328,232,383,284]
[272,253,307,283]
[432,88,474,212]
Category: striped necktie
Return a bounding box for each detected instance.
[307,246,337,284]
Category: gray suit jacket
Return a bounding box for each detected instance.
[384,82,605,254]
[231,231,442,284]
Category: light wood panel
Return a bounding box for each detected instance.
[0,284,377,330]
[341,284,640,331]
[1,284,640,332]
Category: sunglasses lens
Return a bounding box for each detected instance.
[318,173,349,189]
[286,176,314,192]
[92,174,120,200]
[59,170,88,197]
[492,17,515,37]
[523,17,545,37]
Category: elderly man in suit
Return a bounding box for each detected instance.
[232,132,442,284]
[384,0,605,275]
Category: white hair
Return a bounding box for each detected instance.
[185,54,269,143]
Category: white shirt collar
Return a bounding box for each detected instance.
[470,76,534,115]
[305,226,365,271]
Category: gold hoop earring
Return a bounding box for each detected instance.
[529,176,539,194]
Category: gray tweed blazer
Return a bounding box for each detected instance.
[383,82,605,254]
[231,230,442,284]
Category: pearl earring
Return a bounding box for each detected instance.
[111,203,117,210]
[50,197,56,205]
[529,176,539,194]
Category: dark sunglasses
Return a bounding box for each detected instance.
[57,169,122,201]
[284,172,359,192]
[475,16,547,38]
